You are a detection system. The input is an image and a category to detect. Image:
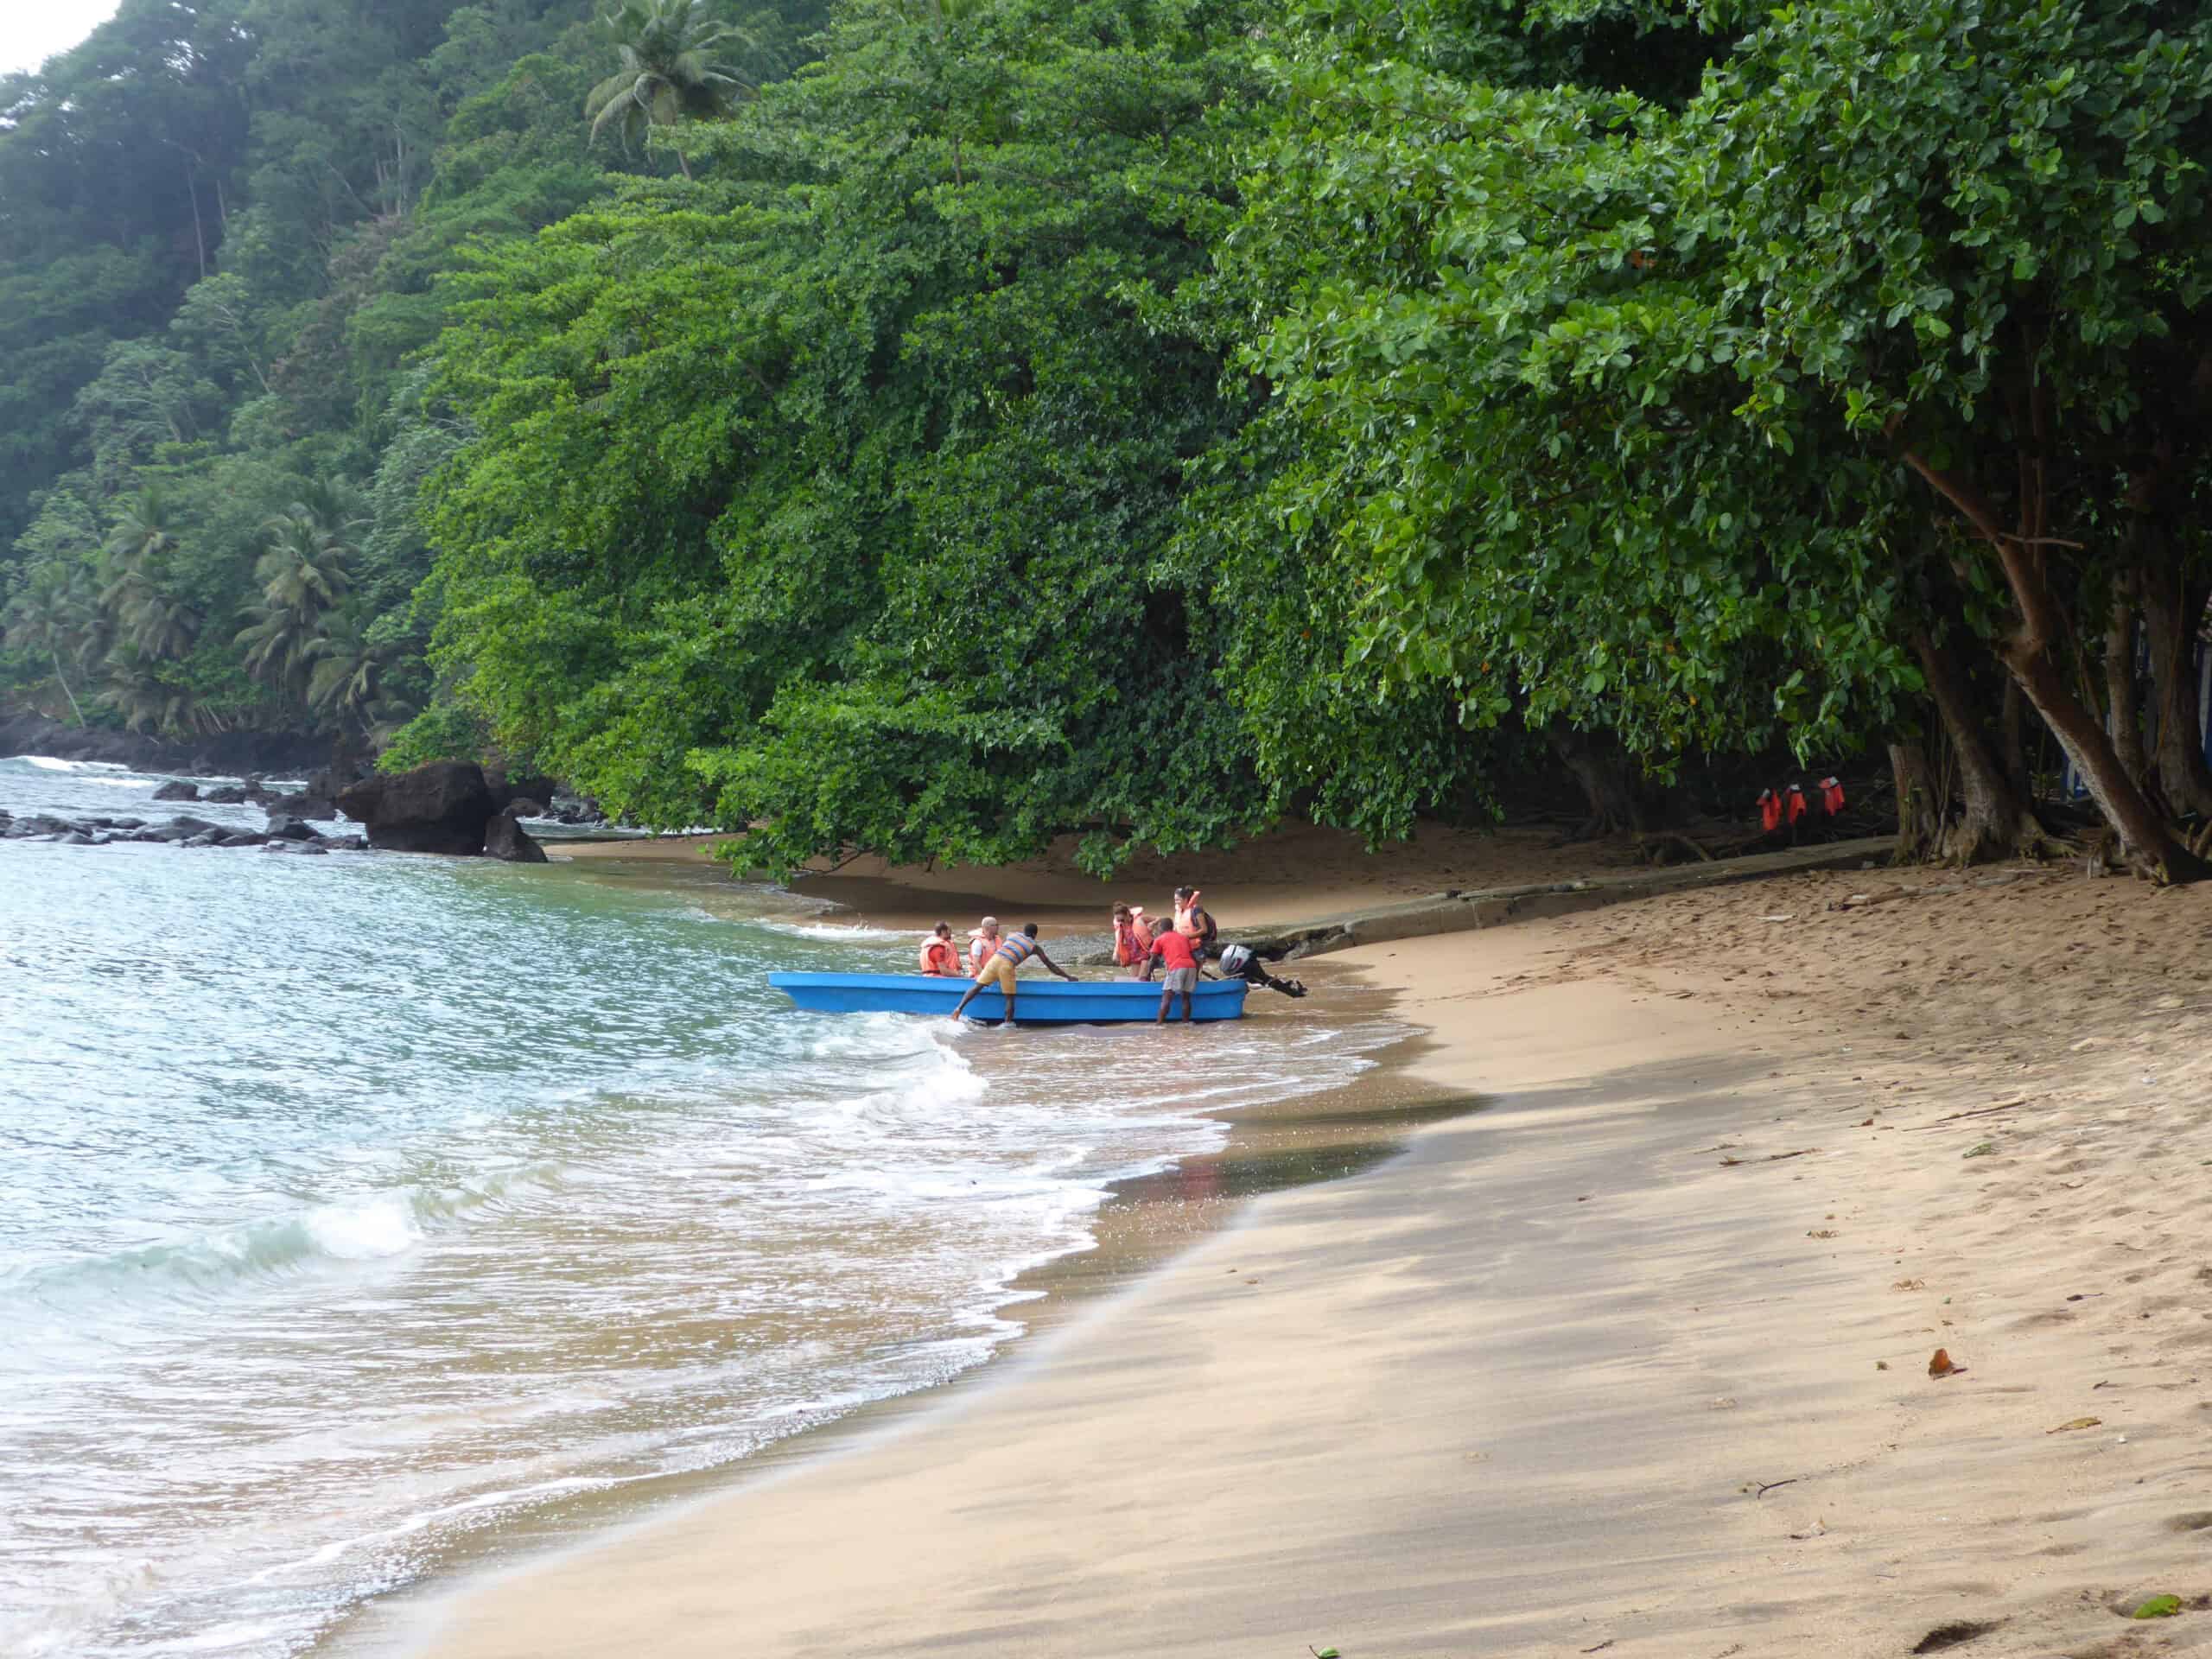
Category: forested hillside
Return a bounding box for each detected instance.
[7,0,2212,880]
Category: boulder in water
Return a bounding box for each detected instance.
[59,830,96,845]
[152,780,200,802]
[219,830,269,848]
[146,816,222,843]
[265,817,322,842]
[504,798,549,820]
[264,791,334,822]
[335,762,497,855]
[484,810,549,864]
[201,785,248,804]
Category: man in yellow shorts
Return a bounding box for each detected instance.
[949,923,1077,1023]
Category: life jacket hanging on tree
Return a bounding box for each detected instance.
[1785,783,1809,825]
[1758,788,1783,834]
[1820,775,1846,817]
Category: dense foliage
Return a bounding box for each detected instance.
[8,0,2212,876]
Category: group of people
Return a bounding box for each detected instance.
[918,887,1299,1025]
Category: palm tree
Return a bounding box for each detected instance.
[101,654,206,735]
[585,0,753,180]
[97,491,200,662]
[3,563,97,725]
[236,509,354,703]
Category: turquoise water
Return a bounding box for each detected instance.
[0,754,1390,1658]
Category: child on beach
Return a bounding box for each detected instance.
[1142,920,1199,1023]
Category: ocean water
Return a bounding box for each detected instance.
[0,755,1391,1658]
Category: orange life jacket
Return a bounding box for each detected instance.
[919,938,957,975]
[969,933,996,975]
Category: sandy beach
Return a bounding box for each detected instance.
[395,839,2212,1659]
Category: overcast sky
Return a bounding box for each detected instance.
[2,1,124,77]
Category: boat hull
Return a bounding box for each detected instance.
[767,971,1249,1024]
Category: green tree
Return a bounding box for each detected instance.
[236,505,356,703]
[3,563,99,724]
[584,0,753,178]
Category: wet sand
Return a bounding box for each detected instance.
[396,848,2212,1659]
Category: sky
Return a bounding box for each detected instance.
[1,0,124,77]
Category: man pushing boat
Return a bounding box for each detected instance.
[949,923,1077,1024]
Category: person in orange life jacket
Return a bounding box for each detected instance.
[967,916,1001,976]
[1142,921,1200,1024]
[949,923,1076,1023]
[918,922,960,976]
[1112,904,1142,968]
[1172,887,1217,961]
[1124,906,1156,976]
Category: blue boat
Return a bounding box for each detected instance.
[767,971,1249,1025]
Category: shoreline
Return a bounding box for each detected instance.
[322,953,1448,1659]
[383,854,2212,1659]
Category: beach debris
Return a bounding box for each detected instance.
[2047,1417,2102,1433]
[1911,1619,2005,1653]
[1909,1097,2029,1130]
[1876,1360,1890,1370]
[1787,1519,1826,1540]
[2131,1595,2183,1619]
[1718,1147,1818,1167]
[1758,913,1794,923]
[1893,1278,1925,1291]
[1963,1141,1996,1158]
[1309,1646,1341,1657]
[1928,1348,1963,1378]
[1580,1642,1616,1654]
[1807,1229,1838,1238]
[1746,1477,1800,1498]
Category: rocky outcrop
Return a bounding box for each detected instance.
[264,790,336,822]
[484,810,549,863]
[0,709,329,776]
[505,798,548,819]
[152,780,200,801]
[335,761,498,855]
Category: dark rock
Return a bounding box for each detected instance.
[202,785,248,804]
[108,817,144,830]
[266,817,322,842]
[484,810,550,864]
[505,798,549,820]
[326,834,368,851]
[489,773,561,813]
[264,791,335,821]
[151,780,200,802]
[0,711,330,777]
[218,831,269,848]
[180,830,224,848]
[291,842,329,855]
[336,762,497,855]
[18,813,73,836]
[60,830,95,845]
[145,816,222,843]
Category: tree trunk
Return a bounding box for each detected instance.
[1913,630,2053,863]
[51,651,85,727]
[2103,574,2151,790]
[1890,739,1940,862]
[2139,563,2212,817]
[1998,677,2031,796]
[1546,724,1649,840]
[1904,448,2204,883]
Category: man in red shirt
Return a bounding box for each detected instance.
[1141,922,1200,1024]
